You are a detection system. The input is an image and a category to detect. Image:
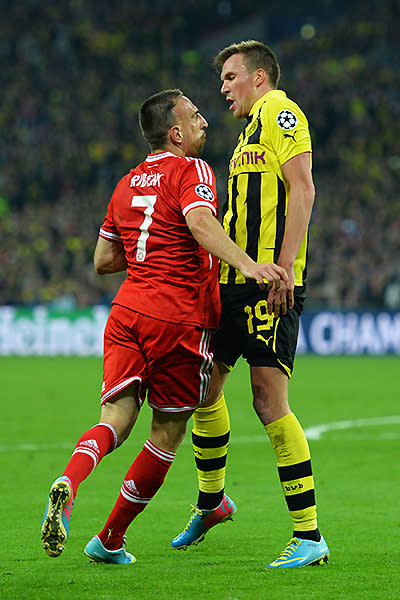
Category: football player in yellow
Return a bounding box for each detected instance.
[172,40,329,569]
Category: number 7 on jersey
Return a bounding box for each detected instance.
[131,195,157,261]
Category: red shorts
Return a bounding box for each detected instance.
[101,304,214,412]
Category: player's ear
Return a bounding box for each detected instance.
[254,68,266,87]
[170,125,183,144]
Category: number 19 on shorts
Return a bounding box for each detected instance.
[244,300,274,334]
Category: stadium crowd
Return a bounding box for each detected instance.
[1,0,399,310]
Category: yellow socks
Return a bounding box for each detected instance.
[192,394,230,510]
[266,412,317,533]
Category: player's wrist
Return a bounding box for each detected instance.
[236,256,256,278]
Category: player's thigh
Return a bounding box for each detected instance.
[244,286,306,377]
[212,284,249,368]
[101,304,148,407]
[100,382,141,445]
[206,359,231,405]
[214,283,284,373]
[144,318,213,412]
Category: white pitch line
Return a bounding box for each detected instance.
[1,416,399,453]
[304,415,400,440]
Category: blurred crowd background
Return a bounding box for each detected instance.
[1,0,399,310]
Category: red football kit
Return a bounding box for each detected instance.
[99,151,221,411]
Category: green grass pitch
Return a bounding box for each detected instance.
[1,355,398,600]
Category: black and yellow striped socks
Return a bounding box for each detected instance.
[266,412,320,541]
[192,394,230,510]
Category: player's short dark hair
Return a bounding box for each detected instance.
[139,89,183,151]
[213,40,280,88]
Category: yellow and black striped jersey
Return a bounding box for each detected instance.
[219,89,312,286]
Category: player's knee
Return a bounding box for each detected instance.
[115,428,130,447]
[252,379,269,405]
[98,417,133,448]
[252,393,268,421]
[151,422,188,453]
[252,391,291,425]
[251,385,277,424]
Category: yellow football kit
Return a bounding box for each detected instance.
[219,89,312,287]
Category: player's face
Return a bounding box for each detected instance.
[173,96,208,158]
[220,53,258,119]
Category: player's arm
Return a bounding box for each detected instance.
[268,151,314,312]
[185,206,288,294]
[94,236,128,274]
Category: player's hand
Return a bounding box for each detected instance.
[248,262,289,292]
[280,263,295,310]
[266,264,295,316]
[240,262,291,316]
[266,285,288,316]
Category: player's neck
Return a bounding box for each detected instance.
[250,84,273,108]
[151,143,185,158]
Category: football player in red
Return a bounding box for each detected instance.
[40,88,288,564]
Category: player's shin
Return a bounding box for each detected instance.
[97,439,175,550]
[265,412,319,541]
[193,394,230,509]
[63,423,117,497]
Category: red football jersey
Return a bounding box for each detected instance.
[99,151,221,329]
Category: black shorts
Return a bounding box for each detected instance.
[213,282,306,377]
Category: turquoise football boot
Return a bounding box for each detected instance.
[267,536,329,569]
[84,535,136,564]
[171,493,236,549]
[41,476,74,557]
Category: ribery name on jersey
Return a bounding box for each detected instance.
[130,172,165,188]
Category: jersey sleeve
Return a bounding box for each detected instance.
[178,158,218,218]
[263,98,312,166]
[99,180,123,242]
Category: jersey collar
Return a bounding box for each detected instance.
[246,90,287,121]
[146,151,177,162]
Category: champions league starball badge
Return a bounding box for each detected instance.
[195,184,214,201]
[276,110,298,130]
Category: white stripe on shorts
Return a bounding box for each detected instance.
[198,329,213,406]
[100,376,143,404]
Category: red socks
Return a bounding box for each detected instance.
[63,428,176,550]
[63,423,117,496]
[98,439,175,550]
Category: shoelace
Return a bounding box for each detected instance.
[183,505,203,532]
[276,538,302,560]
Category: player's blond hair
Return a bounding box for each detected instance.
[213,40,280,88]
